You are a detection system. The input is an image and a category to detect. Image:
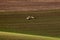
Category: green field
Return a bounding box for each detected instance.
[0,31,60,40]
[0,10,60,40]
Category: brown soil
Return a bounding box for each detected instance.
[0,0,60,11]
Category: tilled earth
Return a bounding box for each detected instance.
[0,0,60,11]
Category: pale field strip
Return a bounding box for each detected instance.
[0,31,60,40]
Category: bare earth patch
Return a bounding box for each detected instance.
[0,0,60,11]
